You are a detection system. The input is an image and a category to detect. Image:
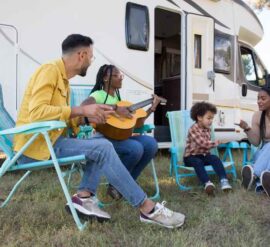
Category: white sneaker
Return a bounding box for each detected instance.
[65,194,111,222]
[140,201,185,229]
[204,181,215,196]
[220,178,232,191]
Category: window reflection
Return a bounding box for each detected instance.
[126,3,149,51]
[240,47,266,87]
[214,35,231,73]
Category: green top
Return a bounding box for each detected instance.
[90,90,120,105]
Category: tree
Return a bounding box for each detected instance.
[246,0,270,10]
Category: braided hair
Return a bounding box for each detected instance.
[91,64,121,103]
[259,85,270,142]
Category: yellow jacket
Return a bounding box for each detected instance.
[13,59,73,160]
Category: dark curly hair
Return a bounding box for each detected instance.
[190,101,217,122]
[259,85,270,142]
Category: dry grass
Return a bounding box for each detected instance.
[0,151,270,247]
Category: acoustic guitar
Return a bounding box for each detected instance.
[94,97,166,140]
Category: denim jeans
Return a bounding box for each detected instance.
[253,142,270,177]
[108,135,158,180]
[184,154,227,184]
[17,136,147,207]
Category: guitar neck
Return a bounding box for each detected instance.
[128,98,153,112]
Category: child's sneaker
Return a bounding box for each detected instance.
[255,181,265,194]
[204,181,215,196]
[140,201,185,229]
[261,171,270,198]
[220,178,232,191]
[241,165,254,190]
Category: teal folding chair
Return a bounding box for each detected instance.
[167,110,238,190]
[0,83,88,231]
[70,85,160,201]
[240,142,257,167]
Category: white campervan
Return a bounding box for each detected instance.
[0,0,267,146]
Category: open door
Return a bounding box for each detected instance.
[154,8,181,143]
[0,24,18,118]
[186,14,214,109]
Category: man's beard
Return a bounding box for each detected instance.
[79,66,88,77]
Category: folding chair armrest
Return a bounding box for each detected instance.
[0,121,66,136]
[217,141,238,163]
[239,142,250,149]
[134,124,155,134]
[218,141,240,149]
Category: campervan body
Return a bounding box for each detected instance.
[0,0,267,147]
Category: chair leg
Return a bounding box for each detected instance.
[43,133,87,231]
[98,159,160,207]
[226,149,238,180]
[65,162,84,189]
[175,173,194,191]
[0,170,31,208]
[169,155,174,177]
[148,159,160,201]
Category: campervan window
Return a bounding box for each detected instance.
[194,35,202,69]
[240,46,266,87]
[214,34,231,74]
[125,3,149,51]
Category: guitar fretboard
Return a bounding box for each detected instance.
[128,98,153,112]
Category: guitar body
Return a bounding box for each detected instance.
[95,101,147,140]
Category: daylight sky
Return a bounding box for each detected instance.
[255,9,270,71]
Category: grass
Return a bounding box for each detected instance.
[0,151,270,247]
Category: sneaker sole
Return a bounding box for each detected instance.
[261,172,270,198]
[205,185,215,196]
[222,186,232,192]
[241,166,254,190]
[65,204,110,223]
[140,216,185,229]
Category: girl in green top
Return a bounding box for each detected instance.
[82,64,161,200]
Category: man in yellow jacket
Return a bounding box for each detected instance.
[14,34,185,229]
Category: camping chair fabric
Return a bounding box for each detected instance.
[0,83,88,231]
[167,110,238,190]
[0,84,15,145]
[70,85,160,201]
[70,84,93,139]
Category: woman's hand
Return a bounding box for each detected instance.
[150,94,162,112]
[238,119,249,130]
[116,106,133,119]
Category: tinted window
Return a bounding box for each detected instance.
[125,3,149,51]
[240,47,266,87]
[214,34,231,73]
[194,35,202,69]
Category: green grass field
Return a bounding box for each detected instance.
[0,151,270,247]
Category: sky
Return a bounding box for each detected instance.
[255,9,270,71]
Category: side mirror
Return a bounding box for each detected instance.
[242,83,247,97]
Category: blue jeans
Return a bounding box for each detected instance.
[253,142,270,177]
[184,154,227,184]
[17,136,147,207]
[108,135,158,180]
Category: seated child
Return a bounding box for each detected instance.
[183,102,232,195]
